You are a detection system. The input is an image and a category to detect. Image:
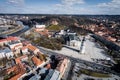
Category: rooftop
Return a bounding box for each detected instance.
[0,36,19,43]
[8,41,21,45]
[15,55,28,64]
[22,46,28,50]
[27,44,38,52]
[0,47,12,53]
[21,68,60,80]
[5,64,26,80]
[6,36,19,41]
[34,29,49,37]
[31,56,43,66]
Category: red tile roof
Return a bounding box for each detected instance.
[9,55,28,80]
[9,64,26,80]
[15,55,27,64]
[0,36,19,43]
[27,44,38,51]
[6,63,26,80]
[45,64,51,69]
[12,43,23,51]
[34,29,49,37]
[31,56,43,66]
[7,36,19,41]
[0,39,7,43]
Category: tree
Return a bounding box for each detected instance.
[37,52,46,61]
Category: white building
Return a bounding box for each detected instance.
[0,36,19,46]
[35,25,46,29]
[81,46,85,54]
[8,41,23,50]
[0,39,7,46]
[0,48,13,59]
[35,25,46,32]
[21,46,29,54]
[70,40,81,47]
[59,30,66,35]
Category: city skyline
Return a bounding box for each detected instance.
[0,0,120,14]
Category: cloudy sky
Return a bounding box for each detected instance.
[0,0,120,14]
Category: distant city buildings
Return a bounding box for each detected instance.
[0,18,23,35]
[78,23,119,46]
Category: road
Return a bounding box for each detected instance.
[8,25,30,36]
[7,21,31,36]
[38,46,120,76]
[38,47,110,70]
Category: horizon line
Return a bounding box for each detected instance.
[0,13,120,16]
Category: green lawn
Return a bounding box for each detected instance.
[46,25,64,31]
[80,69,111,78]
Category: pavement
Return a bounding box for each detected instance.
[38,46,111,70]
[37,44,120,79]
[84,36,109,60]
[54,35,111,62]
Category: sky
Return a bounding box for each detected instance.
[0,0,120,14]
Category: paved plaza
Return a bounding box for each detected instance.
[55,35,111,62]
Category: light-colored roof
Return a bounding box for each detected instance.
[35,25,46,28]
[22,46,28,50]
[0,47,12,53]
[50,70,60,80]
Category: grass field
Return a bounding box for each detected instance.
[80,69,111,78]
[46,25,64,31]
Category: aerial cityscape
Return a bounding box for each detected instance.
[0,0,120,80]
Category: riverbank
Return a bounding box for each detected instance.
[4,26,23,35]
[7,21,30,36]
